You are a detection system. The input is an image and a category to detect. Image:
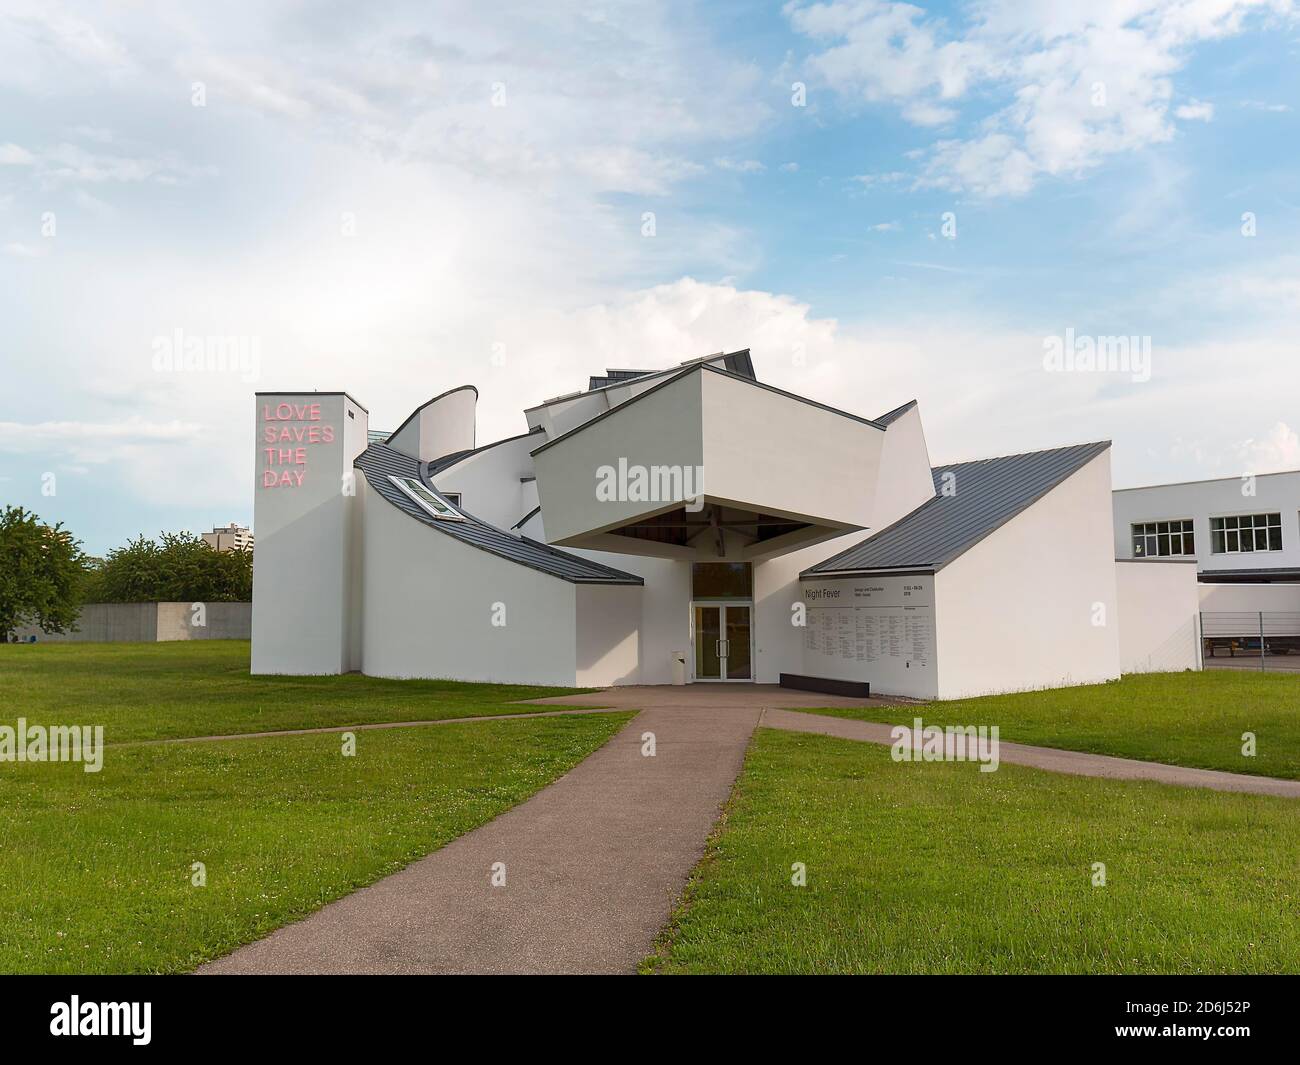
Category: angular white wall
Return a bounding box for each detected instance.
[869,404,935,531]
[934,451,1120,699]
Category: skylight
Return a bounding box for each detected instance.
[389,476,464,522]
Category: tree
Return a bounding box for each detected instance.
[88,531,252,604]
[0,506,86,642]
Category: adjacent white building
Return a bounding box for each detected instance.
[251,351,1199,697]
[1112,471,1300,619]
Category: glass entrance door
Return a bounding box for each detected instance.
[692,602,752,681]
[724,604,752,680]
[694,605,722,680]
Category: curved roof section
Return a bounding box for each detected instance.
[426,425,545,477]
[355,442,642,585]
[803,440,1111,576]
[381,385,479,446]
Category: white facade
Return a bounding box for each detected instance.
[1115,560,1202,674]
[1113,470,1300,580]
[250,352,1196,696]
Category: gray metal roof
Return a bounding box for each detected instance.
[803,440,1112,576]
[874,399,918,426]
[355,443,643,585]
[588,369,654,391]
[1198,567,1300,584]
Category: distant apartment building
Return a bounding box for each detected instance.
[203,523,254,552]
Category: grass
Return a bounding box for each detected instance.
[0,712,631,973]
[645,729,1300,974]
[791,670,1300,780]
[0,641,592,743]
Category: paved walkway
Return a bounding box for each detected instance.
[761,709,1300,799]
[200,702,767,974]
[118,706,624,748]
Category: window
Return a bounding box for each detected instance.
[389,476,464,522]
[1131,519,1194,558]
[441,492,462,507]
[691,562,752,599]
[1210,512,1282,554]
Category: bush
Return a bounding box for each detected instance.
[86,532,252,604]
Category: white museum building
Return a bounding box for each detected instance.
[251,351,1201,698]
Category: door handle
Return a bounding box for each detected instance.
[715,639,722,659]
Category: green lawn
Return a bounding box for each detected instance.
[0,641,590,743]
[0,712,631,973]
[791,670,1300,779]
[646,729,1300,975]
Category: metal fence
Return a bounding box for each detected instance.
[1200,611,1300,672]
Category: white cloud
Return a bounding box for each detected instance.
[0,139,212,187]
[0,142,35,165]
[1175,98,1214,121]
[788,0,1293,197]
[869,221,901,231]
[31,142,211,185]
[714,157,766,173]
[1236,421,1300,472]
[0,417,201,460]
[849,170,906,190]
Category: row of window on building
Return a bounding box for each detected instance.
[1131,512,1284,558]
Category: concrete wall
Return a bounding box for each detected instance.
[251,392,367,675]
[576,584,642,686]
[935,451,1121,699]
[1113,469,1300,576]
[752,531,861,684]
[1198,583,1300,612]
[359,476,581,684]
[567,550,689,685]
[1115,560,1201,673]
[16,602,250,642]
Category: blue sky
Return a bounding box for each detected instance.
[2,0,1299,555]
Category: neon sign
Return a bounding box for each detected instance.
[260,401,335,488]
